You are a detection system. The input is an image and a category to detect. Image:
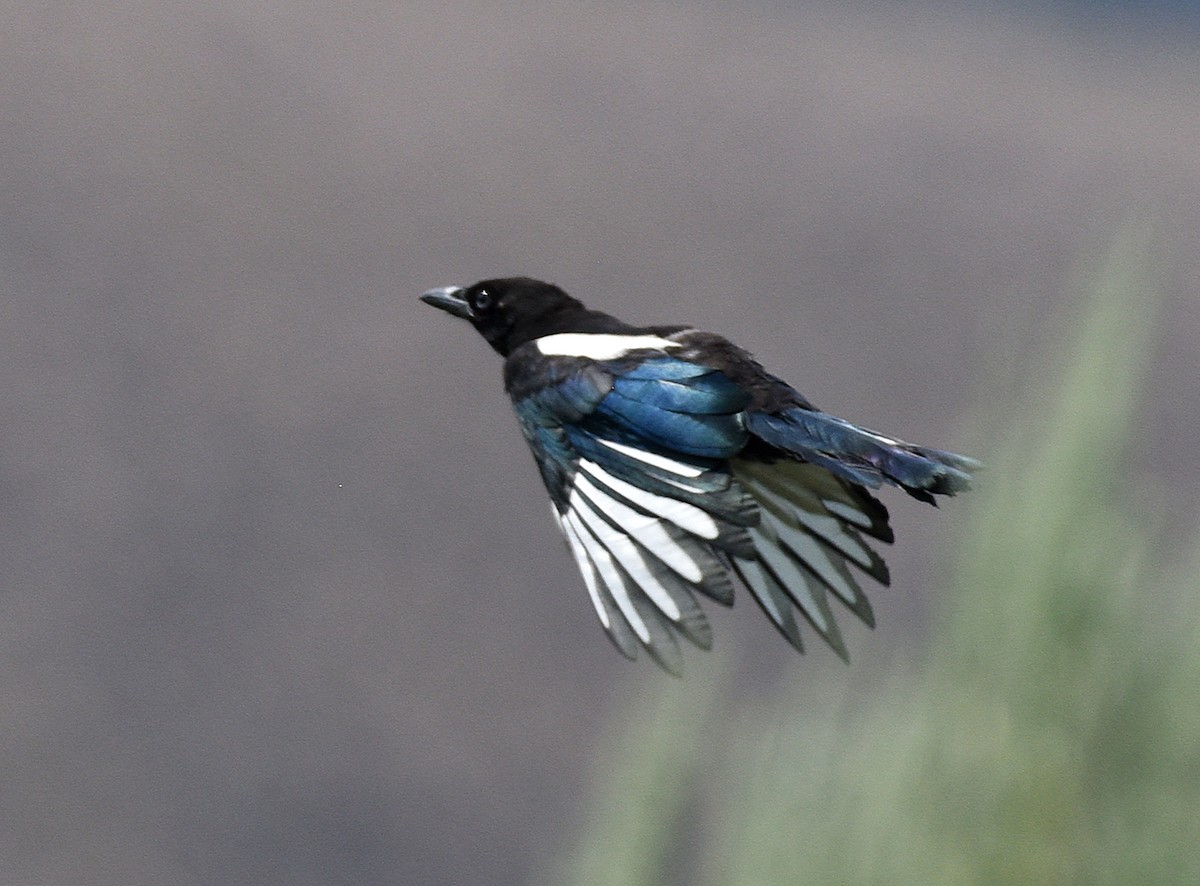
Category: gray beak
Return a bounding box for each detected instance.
[420,285,474,320]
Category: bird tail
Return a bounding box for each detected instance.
[746,408,980,504]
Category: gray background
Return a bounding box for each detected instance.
[3,2,1198,883]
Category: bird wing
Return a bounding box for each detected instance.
[507,348,762,673]
[726,456,890,658]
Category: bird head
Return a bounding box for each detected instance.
[420,277,587,356]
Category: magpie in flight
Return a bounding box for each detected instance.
[421,277,978,674]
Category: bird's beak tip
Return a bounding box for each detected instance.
[420,285,474,320]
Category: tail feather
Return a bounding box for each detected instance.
[746,408,980,499]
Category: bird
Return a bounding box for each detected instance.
[421,277,979,674]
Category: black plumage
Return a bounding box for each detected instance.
[421,277,978,673]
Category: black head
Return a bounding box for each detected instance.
[420,277,588,356]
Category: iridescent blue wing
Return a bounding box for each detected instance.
[507,349,756,673]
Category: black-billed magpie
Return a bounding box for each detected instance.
[421,277,978,674]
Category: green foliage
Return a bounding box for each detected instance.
[551,234,1200,885]
[553,672,720,886]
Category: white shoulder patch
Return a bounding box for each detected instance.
[535,332,680,360]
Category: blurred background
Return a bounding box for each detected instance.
[2,2,1198,884]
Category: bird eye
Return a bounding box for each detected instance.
[472,289,494,312]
